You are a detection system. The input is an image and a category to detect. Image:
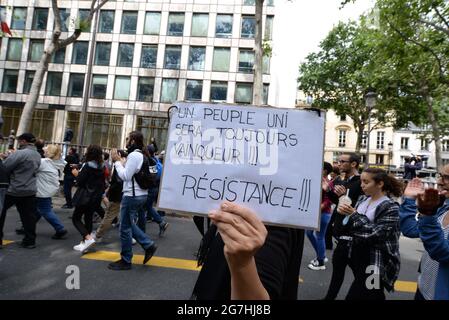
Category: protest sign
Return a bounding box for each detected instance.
[157,102,325,229]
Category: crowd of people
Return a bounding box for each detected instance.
[0,131,448,300]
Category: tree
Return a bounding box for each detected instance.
[253,0,264,105]
[343,0,449,169]
[16,0,110,138]
[298,20,402,153]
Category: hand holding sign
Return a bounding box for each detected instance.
[209,202,267,270]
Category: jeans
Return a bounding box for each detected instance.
[120,195,154,263]
[63,176,75,206]
[36,197,65,232]
[0,194,38,245]
[146,187,163,224]
[306,212,331,262]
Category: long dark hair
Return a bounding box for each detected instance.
[128,131,149,157]
[364,168,403,197]
[85,145,104,165]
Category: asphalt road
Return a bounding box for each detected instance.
[0,196,422,300]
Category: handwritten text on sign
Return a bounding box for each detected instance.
[158,103,325,229]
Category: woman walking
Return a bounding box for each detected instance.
[71,145,106,253]
[337,167,403,300]
[36,144,68,239]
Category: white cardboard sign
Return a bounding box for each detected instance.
[157,102,325,229]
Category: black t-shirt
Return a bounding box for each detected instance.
[191,225,305,300]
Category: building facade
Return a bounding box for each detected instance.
[0,0,277,149]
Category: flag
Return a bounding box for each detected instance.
[0,7,12,36]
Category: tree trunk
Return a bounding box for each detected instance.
[425,95,443,169]
[252,0,264,105]
[355,123,364,153]
[16,45,55,136]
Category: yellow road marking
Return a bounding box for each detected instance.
[82,250,202,272]
[394,280,417,293]
[2,240,14,245]
[82,250,416,294]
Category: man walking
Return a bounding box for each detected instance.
[108,131,157,270]
[0,133,42,248]
[62,147,79,209]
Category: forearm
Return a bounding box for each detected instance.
[229,258,270,300]
[399,198,420,238]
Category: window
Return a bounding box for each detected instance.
[51,48,65,64]
[114,76,131,100]
[137,116,169,150]
[117,43,134,67]
[28,39,44,62]
[212,47,230,72]
[68,73,85,97]
[243,0,255,4]
[7,39,22,61]
[121,11,137,34]
[72,41,89,64]
[67,112,123,148]
[185,80,203,101]
[23,71,35,94]
[338,130,347,147]
[77,9,91,31]
[376,154,385,165]
[376,131,385,149]
[235,83,253,104]
[188,46,206,71]
[241,16,255,39]
[263,84,269,105]
[210,81,227,101]
[45,72,63,96]
[340,115,347,121]
[141,45,157,68]
[191,13,208,37]
[160,79,178,103]
[263,55,270,74]
[164,45,181,69]
[421,138,430,151]
[264,16,274,40]
[32,8,48,30]
[361,131,367,148]
[267,0,274,5]
[1,107,55,142]
[400,137,409,150]
[95,42,111,66]
[91,75,108,99]
[443,140,449,152]
[238,49,254,73]
[144,12,161,35]
[167,13,184,36]
[360,154,366,165]
[216,14,233,38]
[58,8,70,32]
[2,70,19,93]
[137,77,155,102]
[99,10,114,33]
[11,7,27,30]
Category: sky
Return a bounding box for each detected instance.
[269,0,376,107]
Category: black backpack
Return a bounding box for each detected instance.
[132,151,157,193]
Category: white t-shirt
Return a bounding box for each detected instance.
[356,196,390,222]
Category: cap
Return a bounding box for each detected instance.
[17,133,36,143]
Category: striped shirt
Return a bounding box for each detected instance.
[418,210,449,300]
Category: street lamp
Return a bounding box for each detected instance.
[388,141,393,173]
[364,91,377,168]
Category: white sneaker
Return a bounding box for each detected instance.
[132,238,137,245]
[73,241,84,251]
[309,257,328,265]
[79,238,96,253]
[308,262,326,271]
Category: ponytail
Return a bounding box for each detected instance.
[364,168,404,198]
